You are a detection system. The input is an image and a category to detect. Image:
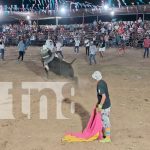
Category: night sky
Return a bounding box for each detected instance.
[0,0,149,7]
[0,0,149,24]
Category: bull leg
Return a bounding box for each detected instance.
[44,65,49,79]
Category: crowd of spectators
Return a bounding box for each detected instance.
[0,18,150,48]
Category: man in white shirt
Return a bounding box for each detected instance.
[89,41,97,65]
[84,37,90,56]
[45,37,54,52]
[138,17,142,24]
[101,27,105,34]
[74,38,80,53]
[30,34,36,45]
[56,40,64,59]
[137,26,144,34]
[0,39,5,61]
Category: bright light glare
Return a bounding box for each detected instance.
[27,15,30,20]
[0,5,3,15]
[110,11,115,16]
[60,7,66,14]
[0,9,3,15]
[104,5,109,10]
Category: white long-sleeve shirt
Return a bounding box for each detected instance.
[75,40,80,47]
[0,43,5,49]
[89,45,97,55]
[84,39,90,47]
[45,40,54,51]
[56,42,62,51]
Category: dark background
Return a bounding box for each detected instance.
[0,0,149,7]
[0,1,149,24]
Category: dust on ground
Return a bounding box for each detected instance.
[0,46,150,150]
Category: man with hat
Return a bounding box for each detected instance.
[92,71,111,143]
[45,36,55,52]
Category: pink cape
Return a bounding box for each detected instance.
[63,108,103,142]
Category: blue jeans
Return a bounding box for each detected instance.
[105,41,109,49]
[0,49,4,60]
[74,46,79,53]
[89,54,96,65]
[18,51,25,61]
[144,48,149,58]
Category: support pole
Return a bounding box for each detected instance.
[82,13,85,25]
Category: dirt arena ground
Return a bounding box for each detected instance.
[0,46,150,150]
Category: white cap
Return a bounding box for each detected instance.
[92,71,102,81]
[90,41,93,45]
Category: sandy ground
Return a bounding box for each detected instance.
[0,46,150,150]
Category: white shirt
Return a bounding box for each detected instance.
[89,45,97,55]
[93,37,96,41]
[75,40,80,47]
[137,27,143,34]
[138,18,142,23]
[84,39,90,47]
[56,42,62,51]
[30,35,36,41]
[101,28,105,34]
[0,43,4,49]
[45,40,54,51]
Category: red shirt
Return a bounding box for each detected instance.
[118,27,124,35]
[144,39,150,48]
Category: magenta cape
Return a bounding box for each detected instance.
[62,108,103,142]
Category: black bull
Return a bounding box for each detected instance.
[43,57,76,78]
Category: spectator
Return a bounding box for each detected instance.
[74,37,80,54]
[0,39,5,61]
[89,41,97,65]
[104,34,109,49]
[143,36,150,58]
[117,37,126,56]
[99,37,106,58]
[45,36,54,52]
[17,37,26,61]
[84,37,90,56]
[56,40,64,59]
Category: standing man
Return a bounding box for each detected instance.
[74,37,80,54]
[0,38,5,61]
[56,40,64,59]
[45,36,55,52]
[84,37,90,56]
[92,71,111,143]
[143,35,150,58]
[99,37,106,58]
[89,41,97,65]
[18,37,26,61]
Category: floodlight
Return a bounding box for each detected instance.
[27,15,30,20]
[60,7,66,14]
[0,9,3,15]
[104,5,109,10]
[110,11,115,16]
